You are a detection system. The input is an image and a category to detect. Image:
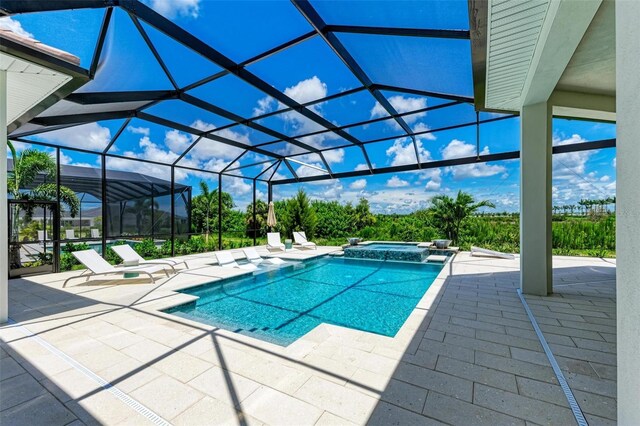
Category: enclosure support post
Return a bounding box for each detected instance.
[54,148,61,273]
[101,154,107,257]
[616,2,640,422]
[187,187,192,237]
[150,183,155,243]
[218,173,222,250]
[0,70,8,323]
[252,179,257,246]
[519,101,552,296]
[79,193,84,238]
[170,166,175,257]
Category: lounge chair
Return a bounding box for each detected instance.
[242,247,285,265]
[65,229,76,240]
[111,244,188,272]
[266,232,285,252]
[470,246,515,260]
[214,251,257,271]
[37,230,50,242]
[63,249,169,288]
[293,231,316,250]
[90,228,100,238]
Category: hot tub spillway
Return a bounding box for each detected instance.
[343,243,429,262]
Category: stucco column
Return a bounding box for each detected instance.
[616,0,640,422]
[520,101,552,296]
[0,70,8,323]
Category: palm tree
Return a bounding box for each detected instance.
[430,191,495,245]
[245,199,269,238]
[7,141,80,233]
[284,189,317,239]
[578,199,586,216]
[7,141,80,266]
[123,198,159,235]
[198,181,217,244]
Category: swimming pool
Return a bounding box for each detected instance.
[165,256,443,346]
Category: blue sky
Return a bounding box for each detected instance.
[2,1,616,213]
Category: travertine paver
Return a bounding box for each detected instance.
[130,375,204,420]
[0,248,618,425]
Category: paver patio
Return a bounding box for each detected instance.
[0,248,616,425]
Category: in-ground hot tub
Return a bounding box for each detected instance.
[344,243,429,262]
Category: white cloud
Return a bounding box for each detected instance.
[224,176,251,195]
[296,163,326,178]
[546,134,617,204]
[452,162,506,179]
[58,152,92,168]
[145,0,200,19]
[321,148,344,165]
[183,120,248,163]
[386,175,409,188]
[425,180,441,191]
[0,17,33,38]
[412,122,437,141]
[164,129,191,153]
[552,134,590,178]
[422,168,442,191]
[370,95,427,125]
[256,76,344,162]
[190,119,216,133]
[127,126,150,136]
[253,96,276,116]
[441,139,506,179]
[284,76,327,105]
[441,139,476,159]
[612,157,616,168]
[386,138,431,166]
[138,135,179,163]
[38,123,111,151]
[323,181,344,199]
[354,163,372,171]
[349,179,367,190]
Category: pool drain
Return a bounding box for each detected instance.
[516,290,588,426]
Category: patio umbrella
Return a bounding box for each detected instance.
[266,201,277,229]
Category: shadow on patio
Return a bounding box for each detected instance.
[367,260,617,425]
[1,338,98,425]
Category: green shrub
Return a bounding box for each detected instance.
[134,239,159,259]
[159,240,172,256]
[60,242,91,271]
[186,236,206,253]
[105,240,128,264]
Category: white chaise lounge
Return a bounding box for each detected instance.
[266,232,286,252]
[63,249,169,287]
[293,231,316,250]
[470,246,515,260]
[111,244,189,272]
[91,228,100,238]
[215,251,257,271]
[242,247,285,265]
[65,229,76,240]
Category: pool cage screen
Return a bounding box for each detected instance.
[2,0,615,273]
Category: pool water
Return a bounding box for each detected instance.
[165,257,442,346]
